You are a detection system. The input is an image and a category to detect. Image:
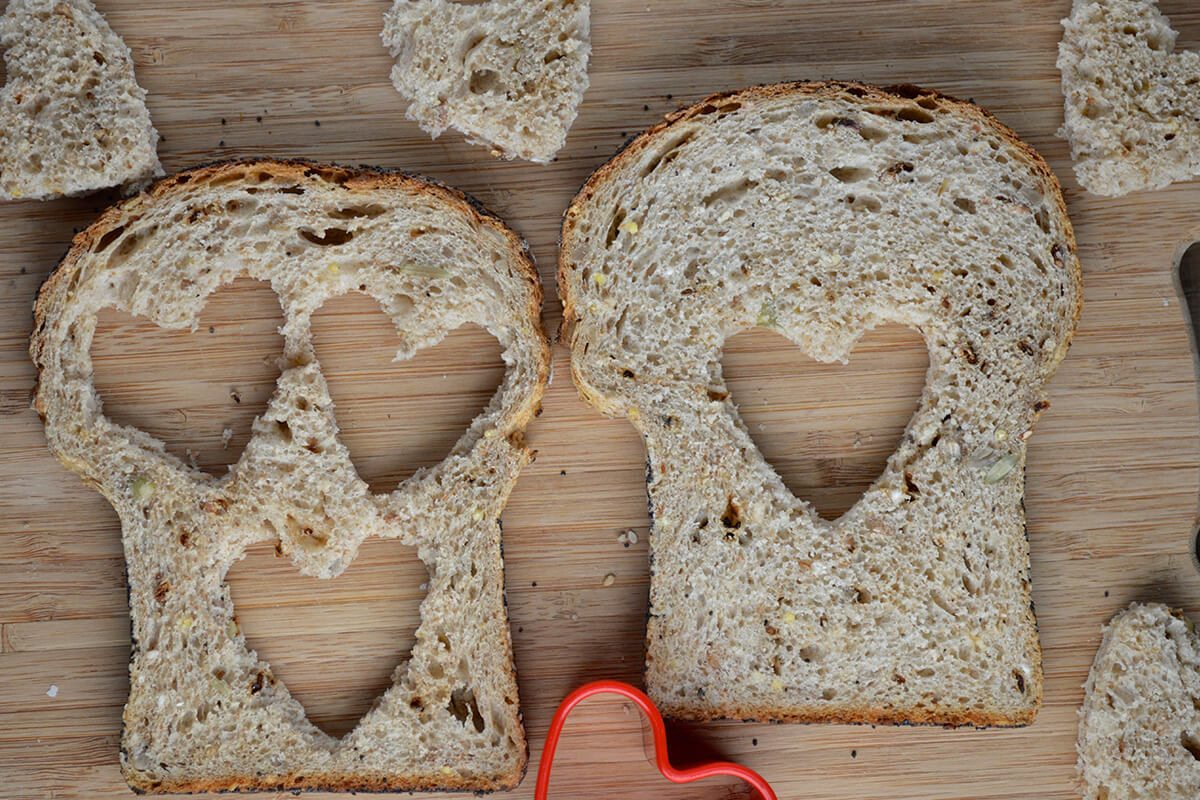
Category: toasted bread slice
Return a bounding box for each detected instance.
[381,0,590,163]
[1078,603,1200,800]
[559,82,1082,726]
[31,160,549,793]
[0,0,161,200]
[1058,0,1200,195]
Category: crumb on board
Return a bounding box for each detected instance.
[617,530,639,548]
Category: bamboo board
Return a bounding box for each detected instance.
[3,1,1200,798]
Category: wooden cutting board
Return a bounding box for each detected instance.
[3,1,1200,798]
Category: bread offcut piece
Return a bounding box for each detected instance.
[381,0,590,163]
[1078,603,1200,800]
[31,160,549,793]
[0,0,161,200]
[1058,0,1200,196]
[560,82,1082,726]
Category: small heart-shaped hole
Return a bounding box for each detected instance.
[311,291,505,494]
[226,536,427,739]
[92,277,284,476]
[546,696,750,799]
[723,323,928,521]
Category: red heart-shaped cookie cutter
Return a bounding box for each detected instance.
[534,680,777,800]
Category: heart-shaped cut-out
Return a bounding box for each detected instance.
[310,291,506,495]
[91,277,284,477]
[535,681,776,800]
[226,536,428,739]
[723,322,928,522]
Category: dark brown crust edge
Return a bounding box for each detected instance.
[557,80,1077,728]
[123,770,522,796]
[656,704,1037,729]
[31,158,545,794]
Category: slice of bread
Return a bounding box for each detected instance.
[30,159,550,793]
[1078,603,1200,800]
[0,0,162,201]
[559,82,1082,726]
[381,0,590,163]
[1058,0,1200,196]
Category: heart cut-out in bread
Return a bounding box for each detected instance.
[723,323,928,522]
[0,0,161,200]
[31,159,550,793]
[1077,603,1200,799]
[311,291,506,494]
[92,277,284,477]
[381,0,591,162]
[559,82,1082,726]
[226,536,428,740]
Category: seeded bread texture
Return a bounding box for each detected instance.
[1078,603,1200,800]
[0,0,161,201]
[559,82,1082,726]
[381,0,590,163]
[31,160,550,793]
[1058,0,1200,196]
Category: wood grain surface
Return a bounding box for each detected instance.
[3,1,1200,798]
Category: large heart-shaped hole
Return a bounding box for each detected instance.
[225,536,427,739]
[92,277,284,476]
[723,323,928,522]
[310,291,506,494]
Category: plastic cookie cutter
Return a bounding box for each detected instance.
[534,680,778,800]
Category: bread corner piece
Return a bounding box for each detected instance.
[0,0,162,201]
[381,0,590,163]
[559,81,1083,727]
[1078,603,1200,800]
[1058,0,1200,196]
[31,159,549,793]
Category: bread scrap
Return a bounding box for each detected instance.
[559,82,1082,726]
[0,0,162,201]
[1078,603,1200,800]
[31,159,549,793]
[1058,0,1200,196]
[381,0,590,163]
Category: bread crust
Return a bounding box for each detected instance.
[32,158,546,793]
[559,81,1080,727]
